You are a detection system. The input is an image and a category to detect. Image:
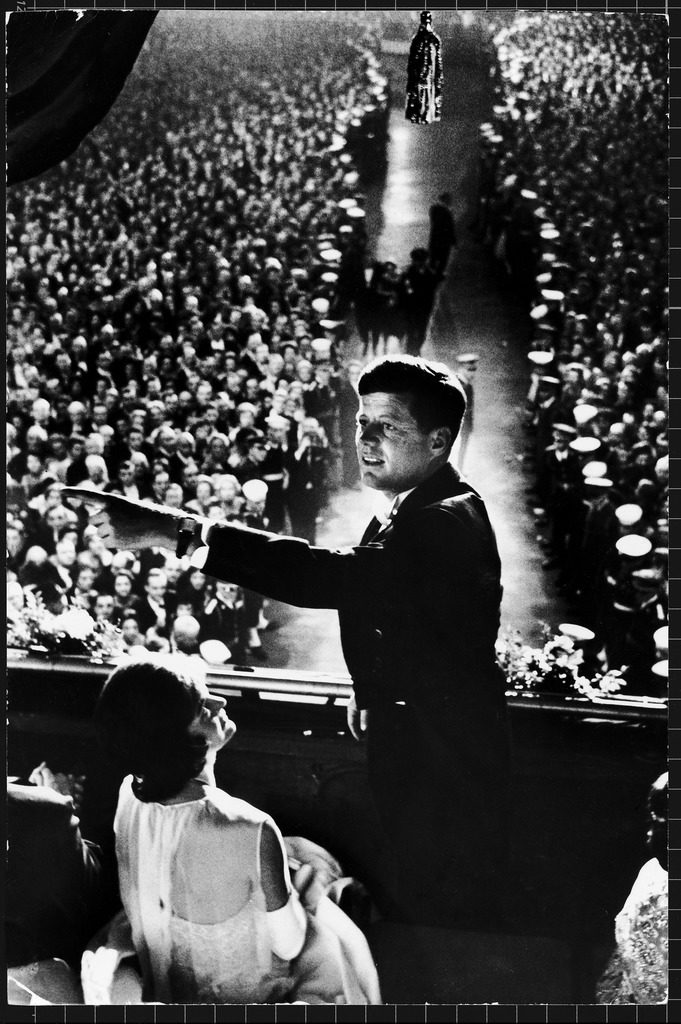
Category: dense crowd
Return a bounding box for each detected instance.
[6,15,390,663]
[480,13,668,691]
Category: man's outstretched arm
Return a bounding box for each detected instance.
[62,487,383,610]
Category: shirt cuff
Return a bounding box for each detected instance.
[188,520,212,570]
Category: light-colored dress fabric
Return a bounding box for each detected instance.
[597,857,668,1004]
[111,777,381,1005]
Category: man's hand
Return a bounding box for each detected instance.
[29,762,86,812]
[291,863,326,915]
[346,693,369,741]
[62,487,192,552]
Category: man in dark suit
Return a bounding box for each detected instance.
[428,191,457,280]
[400,249,438,357]
[6,780,106,969]
[64,356,509,928]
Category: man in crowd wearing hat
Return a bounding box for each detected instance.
[400,248,438,356]
[602,533,655,675]
[577,468,620,624]
[541,422,583,586]
[287,417,330,544]
[64,355,509,930]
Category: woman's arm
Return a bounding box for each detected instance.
[260,822,307,960]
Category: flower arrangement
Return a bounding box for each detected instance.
[8,589,125,661]
[496,627,626,702]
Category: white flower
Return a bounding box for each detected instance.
[599,673,624,695]
[53,608,96,641]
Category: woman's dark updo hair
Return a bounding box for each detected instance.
[647,771,668,870]
[95,656,209,803]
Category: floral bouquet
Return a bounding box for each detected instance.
[496,627,626,701]
[8,589,125,661]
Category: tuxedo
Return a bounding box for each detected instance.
[201,463,509,926]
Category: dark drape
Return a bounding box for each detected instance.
[7,10,157,186]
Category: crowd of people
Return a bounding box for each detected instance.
[6,15,390,663]
[5,9,670,1008]
[479,13,668,692]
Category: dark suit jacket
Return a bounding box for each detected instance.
[203,463,505,713]
[6,783,103,968]
[202,464,509,921]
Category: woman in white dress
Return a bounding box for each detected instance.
[90,654,381,1005]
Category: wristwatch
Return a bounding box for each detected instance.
[175,517,200,558]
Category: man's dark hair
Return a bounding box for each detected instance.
[94,657,208,803]
[358,355,466,441]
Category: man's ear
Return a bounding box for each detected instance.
[430,426,452,455]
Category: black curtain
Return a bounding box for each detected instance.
[7,10,157,186]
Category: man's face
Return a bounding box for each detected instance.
[249,440,268,463]
[146,577,166,602]
[114,574,132,599]
[95,595,115,620]
[153,473,170,500]
[122,618,141,643]
[47,506,68,532]
[56,540,77,567]
[356,392,438,497]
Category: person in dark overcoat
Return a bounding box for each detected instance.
[428,192,457,280]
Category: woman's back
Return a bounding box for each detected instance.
[115,777,291,1003]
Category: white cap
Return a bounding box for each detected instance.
[242,479,268,504]
[582,461,608,478]
[320,248,342,262]
[569,437,600,454]
[573,404,599,426]
[615,535,652,558]
[267,413,290,431]
[311,297,330,315]
[653,626,668,653]
[584,476,613,489]
[651,660,668,679]
[199,639,231,665]
[558,623,595,643]
[615,504,643,527]
[528,351,554,366]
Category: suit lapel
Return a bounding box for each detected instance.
[360,516,384,545]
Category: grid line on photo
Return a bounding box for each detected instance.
[671,0,680,1012]
[4,1,675,1022]
[8,4,680,14]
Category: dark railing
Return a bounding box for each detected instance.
[6,651,667,1003]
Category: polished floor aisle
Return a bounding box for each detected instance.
[261,43,568,673]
